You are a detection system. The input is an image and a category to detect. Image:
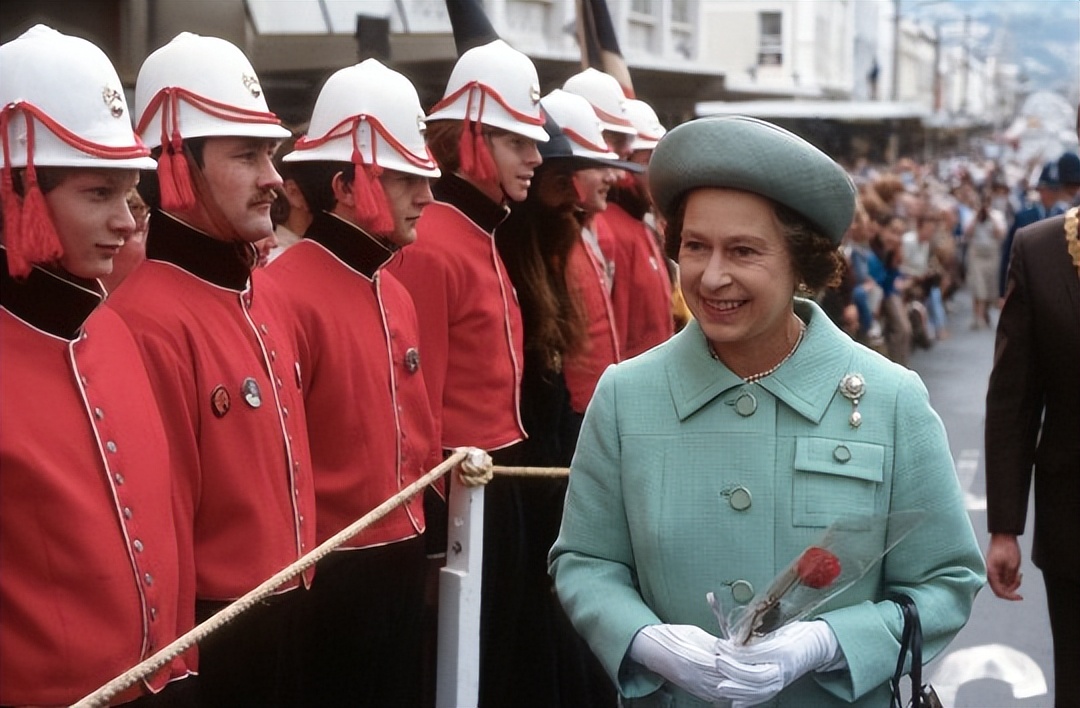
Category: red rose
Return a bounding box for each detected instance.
[796,547,841,589]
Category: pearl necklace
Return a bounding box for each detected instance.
[710,319,807,383]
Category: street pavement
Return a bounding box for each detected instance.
[907,291,1055,707]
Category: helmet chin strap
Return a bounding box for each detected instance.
[168,146,249,247]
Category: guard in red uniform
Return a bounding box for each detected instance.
[564,72,674,359]
[604,99,674,358]
[264,59,442,706]
[105,33,314,706]
[0,26,193,706]
[540,89,624,415]
[388,39,548,707]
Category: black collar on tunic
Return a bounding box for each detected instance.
[145,211,254,291]
[0,246,103,340]
[432,173,510,235]
[304,211,395,279]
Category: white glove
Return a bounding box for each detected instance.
[717,621,845,707]
[630,624,771,703]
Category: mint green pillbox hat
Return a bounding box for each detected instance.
[649,116,856,245]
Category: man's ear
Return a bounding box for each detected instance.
[282,179,310,212]
[331,170,354,208]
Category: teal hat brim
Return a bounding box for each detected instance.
[648,116,855,244]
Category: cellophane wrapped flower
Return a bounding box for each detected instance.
[710,511,925,645]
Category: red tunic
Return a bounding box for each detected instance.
[600,205,674,358]
[0,258,192,706]
[266,214,438,547]
[563,234,621,414]
[106,214,316,601]
[389,199,525,451]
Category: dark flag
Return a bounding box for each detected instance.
[445,0,500,56]
[576,0,634,98]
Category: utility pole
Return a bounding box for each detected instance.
[891,0,901,100]
[960,13,970,115]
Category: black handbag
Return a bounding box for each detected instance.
[889,593,943,708]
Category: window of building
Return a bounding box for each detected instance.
[758,11,783,66]
[671,0,692,25]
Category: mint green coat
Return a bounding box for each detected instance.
[549,299,985,708]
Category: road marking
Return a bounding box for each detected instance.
[930,643,1047,705]
[956,448,986,511]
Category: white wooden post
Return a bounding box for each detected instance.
[435,472,485,708]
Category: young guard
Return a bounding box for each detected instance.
[386,38,548,707]
[105,33,315,705]
[605,98,674,358]
[539,89,623,416]
[563,71,674,359]
[0,25,193,706]
[264,59,442,706]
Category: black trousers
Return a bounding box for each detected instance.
[1044,570,1080,708]
[477,472,616,708]
[193,587,307,707]
[300,536,427,707]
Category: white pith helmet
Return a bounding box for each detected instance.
[284,59,440,179]
[426,40,548,143]
[134,32,290,148]
[562,68,635,136]
[538,90,618,163]
[624,99,666,152]
[1,25,155,278]
[0,25,155,170]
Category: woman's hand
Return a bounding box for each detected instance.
[629,624,773,702]
[716,621,844,707]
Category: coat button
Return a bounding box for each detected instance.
[260,323,269,334]
[833,445,852,463]
[114,473,125,485]
[133,539,144,553]
[734,392,757,417]
[150,607,158,620]
[144,572,154,586]
[123,507,133,519]
[94,407,104,420]
[270,350,277,361]
[731,580,755,603]
[729,486,752,511]
[106,441,118,453]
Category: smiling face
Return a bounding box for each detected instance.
[487,130,542,203]
[192,136,283,242]
[677,187,799,366]
[43,168,140,280]
[379,169,434,247]
[572,167,615,215]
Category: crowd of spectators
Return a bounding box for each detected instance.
[818,148,1080,366]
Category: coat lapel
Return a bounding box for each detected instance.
[665,299,857,424]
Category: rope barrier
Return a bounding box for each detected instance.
[72,453,570,707]
[72,449,469,708]
[492,465,570,478]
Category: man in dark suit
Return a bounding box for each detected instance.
[985,201,1080,707]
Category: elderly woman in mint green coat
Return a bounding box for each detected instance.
[549,117,985,708]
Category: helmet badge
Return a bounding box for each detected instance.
[529,84,541,104]
[101,87,125,119]
[242,73,262,98]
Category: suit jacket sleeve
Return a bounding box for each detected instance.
[984,230,1042,534]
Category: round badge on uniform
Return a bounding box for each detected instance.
[404,347,420,374]
[210,384,231,418]
[241,377,262,408]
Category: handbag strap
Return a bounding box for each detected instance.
[889,592,924,708]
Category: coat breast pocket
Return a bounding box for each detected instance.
[792,437,885,527]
